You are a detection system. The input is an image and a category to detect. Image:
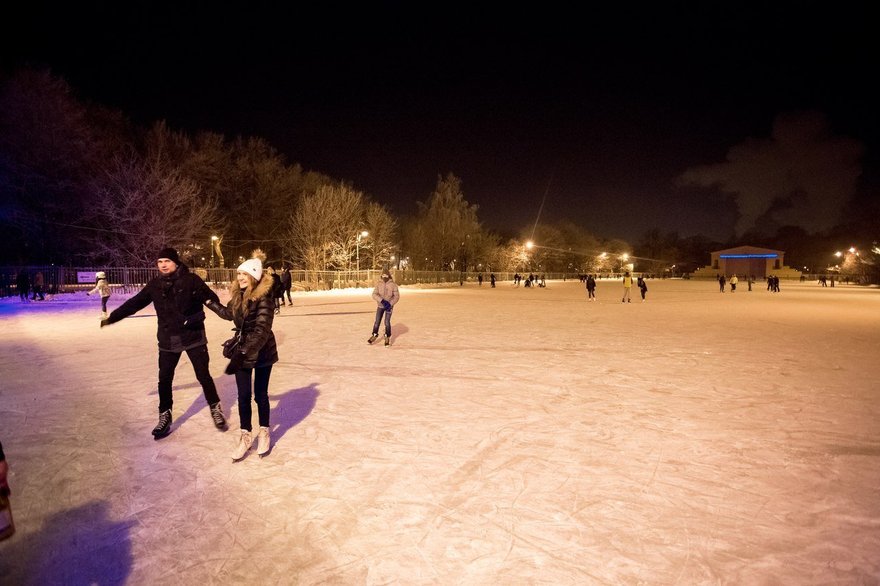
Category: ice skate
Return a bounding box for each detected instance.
[152,410,172,439]
[367,333,378,344]
[384,335,391,347]
[101,311,108,319]
[232,430,253,461]
[210,402,227,430]
[256,426,271,457]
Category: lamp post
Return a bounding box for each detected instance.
[356,230,369,273]
[210,235,218,268]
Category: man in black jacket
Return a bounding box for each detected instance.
[101,247,227,439]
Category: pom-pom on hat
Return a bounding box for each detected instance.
[237,249,266,281]
[157,247,181,265]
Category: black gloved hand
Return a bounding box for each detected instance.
[381,300,391,311]
[225,351,246,375]
[100,318,110,328]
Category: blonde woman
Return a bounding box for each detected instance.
[211,250,278,461]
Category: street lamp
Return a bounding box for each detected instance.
[356,230,369,272]
[210,235,218,268]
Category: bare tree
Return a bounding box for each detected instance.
[362,201,398,270]
[0,68,121,263]
[405,173,481,270]
[288,183,364,272]
[87,155,221,265]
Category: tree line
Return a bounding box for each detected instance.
[2,67,876,278]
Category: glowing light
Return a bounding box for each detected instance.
[719,254,778,259]
[355,231,369,272]
[525,241,534,250]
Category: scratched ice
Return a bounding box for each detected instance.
[1,279,878,584]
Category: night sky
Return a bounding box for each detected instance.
[5,3,877,243]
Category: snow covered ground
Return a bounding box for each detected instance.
[0,278,878,585]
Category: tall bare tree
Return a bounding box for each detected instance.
[288,183,365,272]
[362,201,398,270]
[406,173,481,270]
[87,155,221,265]
[0,68,122,263]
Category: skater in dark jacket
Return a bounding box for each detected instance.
[15,271,28,303]
[267,266,283,313]
[101,247,227,439]
[368,268,400,346]
[211,250,278,461]
[586,274,597,301]
[280,265,293,305]
[637,275,648,301]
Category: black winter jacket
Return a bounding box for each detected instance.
[211,275,278,369]
[106,265,220,352]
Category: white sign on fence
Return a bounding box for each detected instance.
[77,271,97,284]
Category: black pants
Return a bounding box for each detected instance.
[234,365,272,431]
[283,286,292,304]
[101,296,109,312]
[157,345,219,413]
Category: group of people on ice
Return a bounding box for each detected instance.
[582,272,649,302]
[97,246,399,462]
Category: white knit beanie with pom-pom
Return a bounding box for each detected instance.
[237,249,266,281]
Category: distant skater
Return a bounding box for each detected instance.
[87,271,112,319]
[586,274,597,301]
[730,274,738,292]
[368,268,399,346]
[16,271,28,303]
[637,275,648,301]
[719,274,726,293]
[622,271,633,303]
[280,265,293,305]
[490,273,496,288]
[31,271,45,300]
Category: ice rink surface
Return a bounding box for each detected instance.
[1,278,878,585]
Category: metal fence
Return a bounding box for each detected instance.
[1,266,625,296]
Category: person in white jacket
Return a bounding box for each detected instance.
[87,271,112,319]
[368,268,400,346]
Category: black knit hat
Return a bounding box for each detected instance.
[157,247,181,265]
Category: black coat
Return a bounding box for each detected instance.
[107,265,220,352]
[212,275,278,369]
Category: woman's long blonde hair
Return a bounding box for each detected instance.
[229,272,257,317]
[230,248,266,317]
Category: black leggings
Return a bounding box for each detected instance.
[234,365,272,431]
[157,345,220,413]
[101,296,109,312]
